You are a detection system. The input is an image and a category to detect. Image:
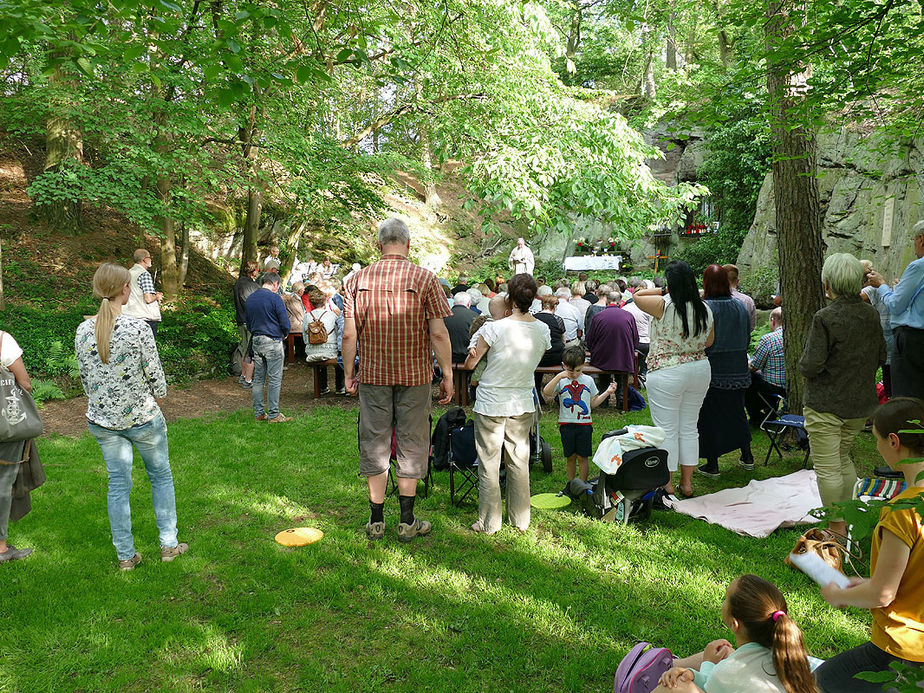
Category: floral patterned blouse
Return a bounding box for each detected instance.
[76,315,167,429]
[646,298,714,373]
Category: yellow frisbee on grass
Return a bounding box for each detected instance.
[530,493,571,510]
[275,527,324,546]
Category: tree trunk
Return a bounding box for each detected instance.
[0,233,5,310]
[766,0,826,414]
[240,111,261,273]
[666,15,678,71]
[43,64,84,234]
[565,0,582,79]
[640,23,657,98]
[416,80,441,207]
[178,220,190,288]
[718,30,732,66]
[279,220,306,287]
[156,168,179,298]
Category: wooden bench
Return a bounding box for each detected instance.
[284,330,303,364]
[306,358,340,398]
[450,360,639,412]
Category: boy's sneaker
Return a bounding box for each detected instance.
[161,543,189,562]
[365,521,385,541]
[696,465,720,479]
[397,517,432,542]
[118,553,142,571]
[319,388,331,395]
[739,458,755,471]
[335,387,346,395]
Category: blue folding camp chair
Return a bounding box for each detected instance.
[760,394,810,468]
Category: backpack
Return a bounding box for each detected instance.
[306,310,330,345]
[431,407,467,471]
[227,343,243,377]
[613,642,674,693]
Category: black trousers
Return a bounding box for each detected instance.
[891,326,924,401]
[744,372,786,427]
[816,640,922,692]
[317,363,345,392]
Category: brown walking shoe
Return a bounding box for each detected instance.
[161,542,189,562]
[397,517,432,542]
[267,414,291,423]
[118,553,142,571]
[365,521,385,541]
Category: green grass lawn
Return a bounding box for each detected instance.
[3,403,881,692]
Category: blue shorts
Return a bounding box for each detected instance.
[560,423,592,458]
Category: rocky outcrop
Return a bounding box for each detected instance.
[738,130,924,285]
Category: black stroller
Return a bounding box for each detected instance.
[565,428,669,523]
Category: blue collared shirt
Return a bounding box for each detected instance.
[878,256,924,330]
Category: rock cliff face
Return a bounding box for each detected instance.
[738,130,924,284]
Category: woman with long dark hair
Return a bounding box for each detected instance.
[697,265,753,478]
[635,261,714,498]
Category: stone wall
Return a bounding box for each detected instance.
[737,130,924,284]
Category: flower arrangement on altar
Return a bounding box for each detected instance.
[606,236,616,251]
[575,236,588,253]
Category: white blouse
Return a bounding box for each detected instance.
[474,318,550,417]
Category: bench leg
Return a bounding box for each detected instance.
[312,365,321,398]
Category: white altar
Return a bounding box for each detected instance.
[563,255,622,272]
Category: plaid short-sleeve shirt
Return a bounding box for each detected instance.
[751,327,785,388]
[137,269,155,295]
[343,254,451,386]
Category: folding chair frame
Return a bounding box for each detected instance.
[760,394,810,468]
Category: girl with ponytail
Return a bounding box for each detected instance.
[655,574,818,693]
[76,263,187,571]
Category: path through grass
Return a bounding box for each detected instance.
[2,404,878,691]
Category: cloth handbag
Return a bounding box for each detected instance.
[784,528,851,573]
[0,333,44,442]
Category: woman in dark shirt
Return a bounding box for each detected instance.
[697,265,753,477]
[534,293,566,403]
[799,253,886,536]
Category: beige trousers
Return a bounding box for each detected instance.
[803,406,864,515]
[474,411,533,533]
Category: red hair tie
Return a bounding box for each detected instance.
[772,610,785,622]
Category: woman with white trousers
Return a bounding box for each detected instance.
[634,261,714,498]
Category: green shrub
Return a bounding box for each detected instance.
[30,379,66,405]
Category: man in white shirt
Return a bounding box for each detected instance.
[723,264,756,332]
[262,245,282,272]
[508,237,535,275]
[123,249,163,338]
[554,288,583,346]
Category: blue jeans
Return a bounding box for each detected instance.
[252,335,284,418]
[88,414,178,560]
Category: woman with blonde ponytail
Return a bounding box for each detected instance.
[654,574,819,693]
[76,262,187,571]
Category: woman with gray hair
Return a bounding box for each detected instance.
[799,252,886,536]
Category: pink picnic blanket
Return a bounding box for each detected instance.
[671,469,822,538]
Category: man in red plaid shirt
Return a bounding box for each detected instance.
[342,218,454,542]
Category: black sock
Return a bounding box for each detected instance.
[369,501,384,524]
[398,495,415,525]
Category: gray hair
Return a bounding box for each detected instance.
[607,290,622,304]
[555,287,570,299]
[821,252,864,298]
[913,220,924,239]
[260,272,281,286]
[453,292,472,307]
[378,217,410,246]
[537,285,553,297]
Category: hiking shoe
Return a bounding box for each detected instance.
[739,459,755,471]
[696,465,720,479]
[161,543,189,562]
[239,377,253,389]
[397,517,432,542]
[267,414,291,423]
[118,553,142,571]
[0,546,33,563]
[365,521,385,541]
